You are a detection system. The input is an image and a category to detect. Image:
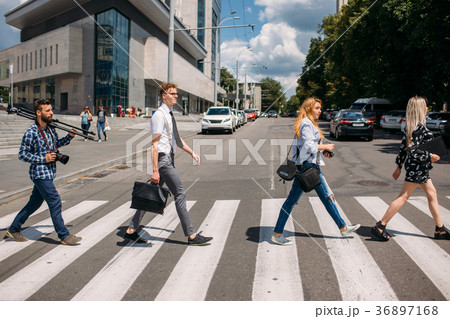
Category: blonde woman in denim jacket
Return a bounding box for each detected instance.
[272,97,360,245]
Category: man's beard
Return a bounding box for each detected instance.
[41,114,53,124]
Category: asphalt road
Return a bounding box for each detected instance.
[1,117,450,304]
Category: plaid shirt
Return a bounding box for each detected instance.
[19,122,73,180]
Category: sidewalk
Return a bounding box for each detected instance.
[0,112,202,204]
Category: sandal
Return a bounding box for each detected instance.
[370,221,391,241]
[434,225,450,240]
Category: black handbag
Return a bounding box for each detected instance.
[131,180,171,214]
[276,135,298,181]
[296,153,322,192]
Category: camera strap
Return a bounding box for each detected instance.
[36,123,57,153]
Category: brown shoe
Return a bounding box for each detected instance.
[4,230,28,242]
[61,234,82,245]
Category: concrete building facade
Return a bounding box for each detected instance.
[0,0,222,115]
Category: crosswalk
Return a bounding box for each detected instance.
[0,195,449,301]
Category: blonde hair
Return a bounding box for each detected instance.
[405,96,427,147]
[294,97,324,140]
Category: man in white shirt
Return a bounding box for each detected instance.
[124,82,213,245]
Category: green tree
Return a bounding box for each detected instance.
[0,87,9,103]
[220,67,236,94]
[260,77,286,113]
[286,94,300,113]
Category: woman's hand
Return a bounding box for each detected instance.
[325,144,335,152]
[431,153,440,163]
[392,167,401,180]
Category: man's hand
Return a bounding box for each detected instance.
[69,128,78,138]
[192,152,200,165]
[150,171,160,184]
[46,152,57,163]
[392,167,401,180]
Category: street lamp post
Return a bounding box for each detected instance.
[235,47,251,109]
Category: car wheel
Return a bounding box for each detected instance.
[233,126,236,132]
[228,129,233,134]
[367,135,373,141]
[202,129,207,134]
[329,126,334,137]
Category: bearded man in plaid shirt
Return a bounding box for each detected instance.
[4,99,82,245]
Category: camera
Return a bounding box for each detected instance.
[323,150,334,157]
[55,151,69,165]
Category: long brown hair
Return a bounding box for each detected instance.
[294,97,323,140]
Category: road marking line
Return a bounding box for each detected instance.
[156,200,240,301]
[356,196,450,299]
[408,196,450,227]
[0,202,135,301]
[252,198,303,301]
[309,197,397,301]
[0,201,65,228]
[72,201,196,301]
[0,201,107,263]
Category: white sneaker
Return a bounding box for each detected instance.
[340,224,361,237]
[98,139,102,143]
[271,234,293,246]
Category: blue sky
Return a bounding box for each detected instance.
[0,0,338,97]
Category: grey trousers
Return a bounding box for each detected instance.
[129,153,195,236]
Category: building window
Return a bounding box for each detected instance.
[17,56,19,73]
[197,0,205,46]
[95,9,130,115]
[30,52,32,70]
[26,54,28,72]
[55,44,58,64]
[21,55,23,72]
[50,46,52,66]
[40,49,42,68]
[35,50,37,68]
[0,60,9,80]
[45,48,47,67]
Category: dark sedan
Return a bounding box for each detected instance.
[329,110,375,141]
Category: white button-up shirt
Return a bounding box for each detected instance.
[292,117,325,166]
[151,103,177,155]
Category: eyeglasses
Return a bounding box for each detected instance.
[166,92,178,96]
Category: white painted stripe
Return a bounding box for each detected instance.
[252,198,303,301]
[0,201,135,301]
[0,201,65,228]
[356,197,450,299]
[447,196,450,200]
[0,201,107,263]
[72,201,196,301]
[408,196,450,226]
[156,200,240,301]
[309,197,397,301]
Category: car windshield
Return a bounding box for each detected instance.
[244,110,254,114]
[206,108,229,115]
[430,113,450,120]
[342,112,364,120]
[350,104,365,110]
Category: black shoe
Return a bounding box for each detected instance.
[188,233,213,246]
[124,232,147,243]
[434,225,450,240]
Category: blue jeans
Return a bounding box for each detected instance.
[97,122,106,140]
[9,179,69,240]
[274,163,346,234]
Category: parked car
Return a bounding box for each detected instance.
[238,110,247,124]
[320,109,332,120]
[350,97,395,127]
[202,106,236,134]
[329,109,375,141]
[244,109,256,121]
[327,110,338,121]
[442,122,450,147]
[426,112,450,136]
[380,110,406,133]
[231,109,241,128]
[267,110,278,118]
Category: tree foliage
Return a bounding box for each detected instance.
[297,0,450,110]
[220,68,236,94]
[260,77,286,112]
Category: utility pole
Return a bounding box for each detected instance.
[167,0,174,82]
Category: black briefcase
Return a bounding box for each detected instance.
[131,181,171,214]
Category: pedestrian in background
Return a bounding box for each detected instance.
[272,97,360,245]
[124,82,213,246]
[371,96,449,241]
[80,106,92,141]
[97,105,108,142]
[4,99,82,245]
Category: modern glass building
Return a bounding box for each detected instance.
[0,0,223,115]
